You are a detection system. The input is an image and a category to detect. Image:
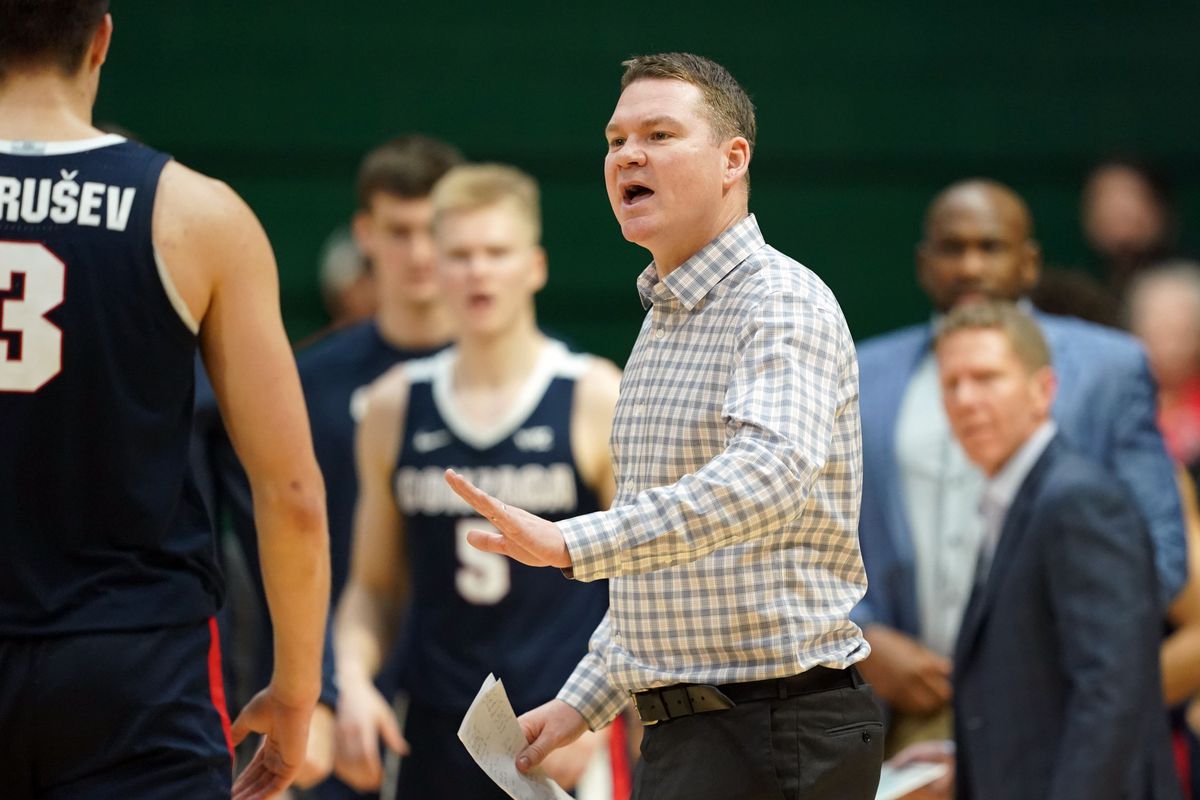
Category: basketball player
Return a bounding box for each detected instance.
[334,164,620,797]
[190,135,463,796]
[0,3,329,799]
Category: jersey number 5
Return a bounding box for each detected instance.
[455,519,511,605]
[0,242,65,393]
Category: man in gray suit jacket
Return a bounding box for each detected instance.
[934,301,1178,800]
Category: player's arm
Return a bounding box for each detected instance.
[570,357,621,509]
[333,367,410,791]
[154,161,330,796]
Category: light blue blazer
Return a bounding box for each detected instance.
[854,309,1186,634]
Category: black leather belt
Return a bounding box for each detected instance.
[632,666,861,725]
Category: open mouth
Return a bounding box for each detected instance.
[622,184,654,205]
[468,293,494,311]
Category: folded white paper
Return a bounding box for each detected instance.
[457,674,572,800]
[875,761,950,800]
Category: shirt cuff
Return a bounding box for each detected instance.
[558,510,624,582]
[556,650,628,731]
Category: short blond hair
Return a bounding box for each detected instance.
[935,301,1051,372]
[431,164,541,243]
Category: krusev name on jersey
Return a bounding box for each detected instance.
[0,170,138,231]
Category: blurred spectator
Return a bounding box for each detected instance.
[318,226,376,328]
[854,178,1186,757]
[1083,158,1179,296]
[922,300,1177,800]
[1128,263,1200,799]
[1128,262,1200,468]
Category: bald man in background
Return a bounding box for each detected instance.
[853,179,1186,753]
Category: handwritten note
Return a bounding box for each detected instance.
[457,674,572,800]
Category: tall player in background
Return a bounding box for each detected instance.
[335,164,620,797]
[190,135,463,797]
[0,3,329,799]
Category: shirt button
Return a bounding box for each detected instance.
[654,327,666,339]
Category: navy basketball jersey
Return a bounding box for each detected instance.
[394,339,609,713]
[0,135,217,636]
[296,322,443,601]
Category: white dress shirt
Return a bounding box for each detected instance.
[976,421,1059,583]
[896,352,986,658]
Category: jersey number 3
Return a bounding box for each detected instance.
[0,242,66,393]
[455,519,511,605]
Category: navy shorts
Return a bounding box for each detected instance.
[0,618,235,799]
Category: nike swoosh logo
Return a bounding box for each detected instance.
[514,425,555,452]
[412,429,453,453]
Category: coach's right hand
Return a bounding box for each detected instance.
[516,699,589,776]
[333,677,408,790]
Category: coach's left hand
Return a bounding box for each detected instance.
[445,469,571,568]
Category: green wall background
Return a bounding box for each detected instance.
[96,2,1200,363]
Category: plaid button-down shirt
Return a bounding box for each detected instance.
[556,214,870,729]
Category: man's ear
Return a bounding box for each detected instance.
[723,137,751,189]
[90,14,114,71]
[529,246,548,294]
[1033,364,1057,415]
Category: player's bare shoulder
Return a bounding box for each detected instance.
[362,363,412,422]
[571,355,621,504]
[152,161,274,325]
[356,363,413,471]
[574,356,622,424]
[153,161,259,252]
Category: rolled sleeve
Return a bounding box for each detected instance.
[556,613,628,729]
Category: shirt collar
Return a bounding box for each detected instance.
[636,214,765,311]
[981,420,1057,519]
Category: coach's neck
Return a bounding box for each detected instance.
[651,185,749,280]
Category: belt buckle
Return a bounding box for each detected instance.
[659,686,693,719]
[633,689,667,726]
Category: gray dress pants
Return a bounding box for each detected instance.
[632,679,884,800]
